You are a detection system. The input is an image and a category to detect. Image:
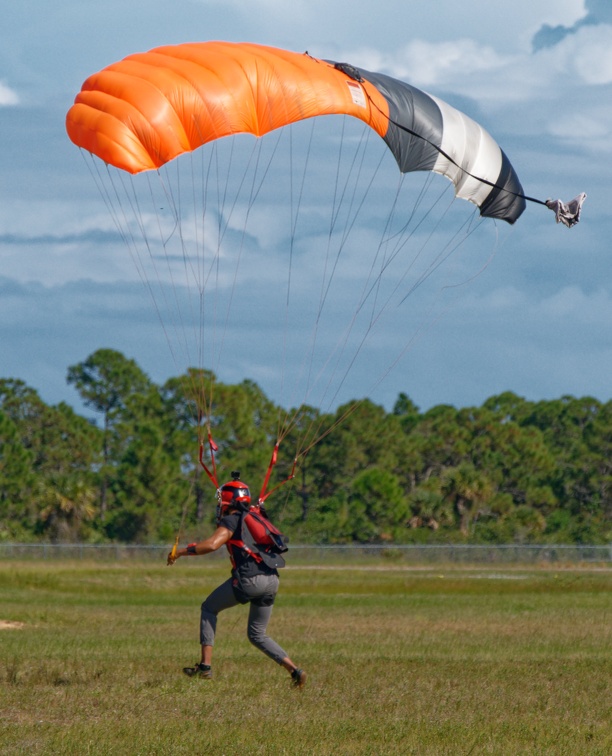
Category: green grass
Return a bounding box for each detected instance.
[0,560,610,755]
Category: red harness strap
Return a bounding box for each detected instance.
[227,538,263,564]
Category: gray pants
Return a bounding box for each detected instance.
[200,575,288,664]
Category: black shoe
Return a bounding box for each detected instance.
[291,668,306,688]
[183,663,212,679]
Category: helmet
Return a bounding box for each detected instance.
[216,471,251,521]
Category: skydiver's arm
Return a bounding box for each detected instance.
[167,526,232,565]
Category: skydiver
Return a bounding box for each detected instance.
[167,474,306,688]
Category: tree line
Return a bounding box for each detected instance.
[1,348,610,545]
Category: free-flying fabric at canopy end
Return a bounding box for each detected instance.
[545,193,587,228]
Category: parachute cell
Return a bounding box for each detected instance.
[66,41,525,223]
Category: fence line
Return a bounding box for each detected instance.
[0,542,610,564]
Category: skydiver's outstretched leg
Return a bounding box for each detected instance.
[183,578,238,679]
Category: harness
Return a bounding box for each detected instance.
[227,507,288,570]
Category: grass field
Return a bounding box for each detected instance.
[0,559,610,755]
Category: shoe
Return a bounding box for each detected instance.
[183,663,213,679]
[291,668,306,688]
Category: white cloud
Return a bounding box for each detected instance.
[0,81,19,105]
[571,24,612,84]
[342,39,511,92]
[330,19,612,161]
[548,112,610,151]
[466,283,612,334]
[372,24,612,98]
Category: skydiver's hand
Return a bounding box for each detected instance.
[167,550,179,566]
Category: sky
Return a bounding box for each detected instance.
[1,0,611,418]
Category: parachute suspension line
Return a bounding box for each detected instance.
[128,160,215,456]
[186,147,221,433]
[390,189,464,305]
[398,207,486,306]
[442,219,502,293]
[302,158,428,419]
[292,220,478,458]
[277,120,317,440]
[364,216,500,404]
[360,171,409,333]
[192,140,232,432]
[125,162,200,384]
[190,135,249,438]
[273,123,382,448]
[214,132,284,383]
[195,145,210,426]
[274,135,450,458]
[204,139,224,423]
[382,171,437,246]
[199,135,259,419]
[89,157,187,375]
[302,126,386,406]
[173,419,219,564]
[82,153,213,480]
[362,173,442,305]
[314,188,438,414]
[200,141,227,429]
[366,174,448,322]
[244,120,347,456]
[308,171,441,415]
[352,210,489,404]
[354,183,461,321]
[273,195,407,455]
[280,135,443,459]
[331,181,435,423]
[188,133,280,438]
[322,123,379,305]
[183,137,227,426]
[184,152,205,376]
[148,163,222,444]
[288,180,482,457]
[170,463,201,564]
[305,222,489,447]
[351,173,447,333]
[293,118,352,413]
[145,164,207,389]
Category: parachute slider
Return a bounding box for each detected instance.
[545,193,587,228]
[333,62,365,83]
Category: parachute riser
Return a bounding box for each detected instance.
[258,443,298,504]
[199,432,219,488]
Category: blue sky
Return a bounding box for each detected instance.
[1,0,611,416]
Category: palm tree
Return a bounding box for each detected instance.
[440,464,495,536]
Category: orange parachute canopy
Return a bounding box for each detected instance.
[66,42,390,175]
[68,41,537,223]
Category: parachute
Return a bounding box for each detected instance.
[66,42,584,503]
[66,41,526,223]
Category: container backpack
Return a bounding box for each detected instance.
[228,506,288,570]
